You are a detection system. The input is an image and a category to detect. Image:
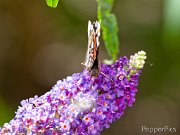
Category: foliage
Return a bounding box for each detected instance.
[97,0,119,62]
[46,0,59,8]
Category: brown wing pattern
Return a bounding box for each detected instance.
[84,21,100,71]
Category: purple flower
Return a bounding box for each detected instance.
[0,51,146,135]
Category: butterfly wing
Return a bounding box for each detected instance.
[84,21,100,70]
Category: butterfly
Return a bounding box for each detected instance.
[82,20,100,77]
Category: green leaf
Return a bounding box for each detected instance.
[46,0,59,8]
[97,0,119,62]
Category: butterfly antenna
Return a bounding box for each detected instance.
[100,71,113,82]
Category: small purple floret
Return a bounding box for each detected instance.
[0,53,145,135]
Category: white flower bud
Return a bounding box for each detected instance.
[130,51,146,69]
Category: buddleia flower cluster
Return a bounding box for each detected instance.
[0,51,146,135]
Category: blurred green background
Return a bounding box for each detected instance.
[0,0,179,135]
